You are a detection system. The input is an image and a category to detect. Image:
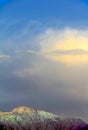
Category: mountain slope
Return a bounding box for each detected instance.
[0,106,88,130]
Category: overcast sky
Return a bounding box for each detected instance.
[1,0,88,122]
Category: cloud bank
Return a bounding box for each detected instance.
[37,28,88,64]
[1,27,88,122]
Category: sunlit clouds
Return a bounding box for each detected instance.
[38,28,88,65]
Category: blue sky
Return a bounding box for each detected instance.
[1,0,88,122]
[1,0,88,52]
[0,0,8,4]
[1,0,88,27]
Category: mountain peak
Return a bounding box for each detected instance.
[11,106,34,113]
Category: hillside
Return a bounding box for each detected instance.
[0,106,88,130]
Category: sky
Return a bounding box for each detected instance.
[1,0,88,122]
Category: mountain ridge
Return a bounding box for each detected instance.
[0,106,88,130]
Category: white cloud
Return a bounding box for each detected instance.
[0,54,10,58]
[0,54,10,63]
[37,28,88,65]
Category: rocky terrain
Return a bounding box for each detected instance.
[0,106,88,130]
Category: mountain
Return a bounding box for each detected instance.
[0,106,88,130]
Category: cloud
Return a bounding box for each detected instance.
[37,28,88,64]
[11,52,88,121]
[0,54,10,58]
[12,28,88,104]
[1,27,88,121]
[0,53,10,63]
